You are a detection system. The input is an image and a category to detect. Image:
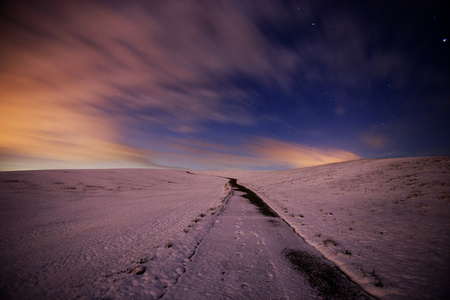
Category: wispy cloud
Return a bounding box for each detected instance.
[250,138,361,168]
[1,0,313,169]
[156,137,360,170]
[0,93,152,166]
[360,131,390,150]
[2,0,439,170]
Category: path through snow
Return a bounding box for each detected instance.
[163,179,374,299]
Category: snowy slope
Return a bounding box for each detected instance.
[163,187,372,300]
[0,169,230,299]
[1,157,449,299]
[220,157,450,299]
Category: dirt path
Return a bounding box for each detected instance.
[162,180,374,299]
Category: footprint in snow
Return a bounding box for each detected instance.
[265,274,274,282]
[134,266,146,275]
[241,283,252,292]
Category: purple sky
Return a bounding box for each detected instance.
[1,0,449,171]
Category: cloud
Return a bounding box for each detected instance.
[0,1,324,130]
[1,0,310,169]
[156,137,360,170]
[360,127,390,150]
[1,1,433,170]
[0,92,153,168]
[1,2,283,128]
[153,138,276,170]
[250,138,361,168]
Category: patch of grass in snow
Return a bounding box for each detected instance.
[341,250,352,256]
[406,190,424,199]
[357,266,384,288]
[184,211,210,233]
[437,192,450,202]
[3,179,20,183]
[323,238,338,247]
[283,248,371,299]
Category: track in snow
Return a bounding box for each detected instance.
[162,179,374,299]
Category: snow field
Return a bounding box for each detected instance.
[1,157,449,299]
[0,169,231,299]
[225,157,450,299]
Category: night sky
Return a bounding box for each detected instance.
[1,0,449,171]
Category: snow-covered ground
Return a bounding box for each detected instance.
[1,157,449,299]
[0,169,230,299]
[163,186,372,300]
[212,156,450,299]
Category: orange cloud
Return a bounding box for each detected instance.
[251,138,361,168]
[0,0,264,170]
[1,0,310,135]
[0,2,362,171]
[0,80,151,170]
[161,137,360,170]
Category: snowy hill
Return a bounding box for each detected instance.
[1,157,449,299]
[220,156,450,299]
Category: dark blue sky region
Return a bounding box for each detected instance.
[0,0,449,170]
